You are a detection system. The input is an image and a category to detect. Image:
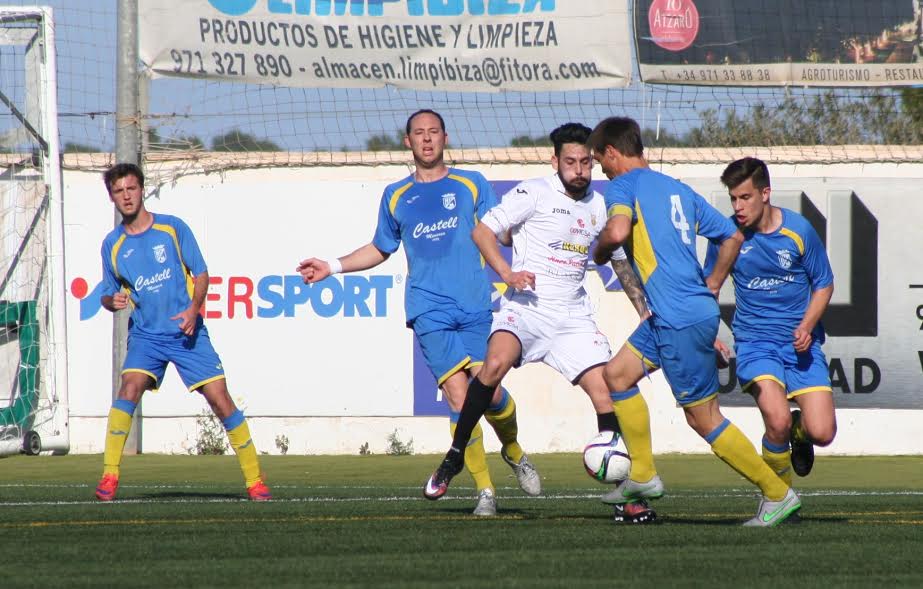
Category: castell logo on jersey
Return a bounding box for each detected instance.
[134,268,172,291]
[412,216,458,239]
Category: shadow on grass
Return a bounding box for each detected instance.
[133,491,245,501]
[654,516,747,526]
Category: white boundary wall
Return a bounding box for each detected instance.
[62,156,923,456]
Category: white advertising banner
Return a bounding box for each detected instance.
[66,168,412,420]
[138,0,632,92]
[62,160,923,456]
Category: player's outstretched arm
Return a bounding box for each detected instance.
[704,230,744,297]
[472,223,534,291]
[793,284,833,352]
[610,258,650,319]
[297,242,389,284]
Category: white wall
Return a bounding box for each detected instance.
[62,159,923,456]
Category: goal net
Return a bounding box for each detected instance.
[0,7,68,455]
[5,1,919,180]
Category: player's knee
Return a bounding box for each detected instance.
[683,410,713,438]
[603,361,632,392]
[480,354,513,386]
[809,421,837,447]
[116,389,143,403]
[763,412,792,442]
[602,361,616,384]
[117,383,145,402]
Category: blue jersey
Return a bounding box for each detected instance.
[372,168,496,322]
[100,213,208,337]
[704,208,833,344]
[605,168,737,329]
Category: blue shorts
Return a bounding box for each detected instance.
[626,316,720,406]
[123,326,225,391]
[411,307,492,386]
[736,339,832,398]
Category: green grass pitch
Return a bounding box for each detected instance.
[1,453,921,588]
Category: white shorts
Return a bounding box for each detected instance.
[490,296,611,384]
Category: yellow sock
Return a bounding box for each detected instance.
[708,420,789,501]
[484,387,523,463]
[762,437,793,487]
[610,388,656,482]
[450,420,492,492]
[223,410,262,487]
[102,399,136,477]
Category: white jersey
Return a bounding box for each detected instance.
[481,173,625,304]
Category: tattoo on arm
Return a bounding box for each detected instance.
[612,258,649,318]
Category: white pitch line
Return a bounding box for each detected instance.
[4,482,923,495]
[1,489,922,508]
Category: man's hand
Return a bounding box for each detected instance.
[792,326,813,353]
[110,292,130,311]
[502,270,536,292]
[297,258,331,284]
[714,338,731,369]
[170,306,199,336]
[705,275,723,298]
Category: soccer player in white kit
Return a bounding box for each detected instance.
[423,123,654,522]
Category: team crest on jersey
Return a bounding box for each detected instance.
[591,214,597,227]
[152,244,167,264]
[442,193,456,210]
[776,249,792,269]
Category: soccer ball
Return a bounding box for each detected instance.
[582,431,631,484]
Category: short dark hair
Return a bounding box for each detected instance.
[588,117,644,158]
[103,162,144,194]
[721,157,771,191]
[549,122,592,157]
[405,109,446,135]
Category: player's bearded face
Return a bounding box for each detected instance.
[555,143,592,197]
[405,113,447,168]
[109,175,144,217]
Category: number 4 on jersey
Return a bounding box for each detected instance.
[670,194,692,244]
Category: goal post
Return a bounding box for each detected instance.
[0,6,68,456]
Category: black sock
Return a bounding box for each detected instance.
[597,411,621,435]
[450,377,495,451]
[442,446,463,468]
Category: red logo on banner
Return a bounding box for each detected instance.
[648,0,700,52]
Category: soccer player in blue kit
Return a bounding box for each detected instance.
[590,117,801,526]
[297,110,539,516]
[95,163,270,502]
[707,157,836,486]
